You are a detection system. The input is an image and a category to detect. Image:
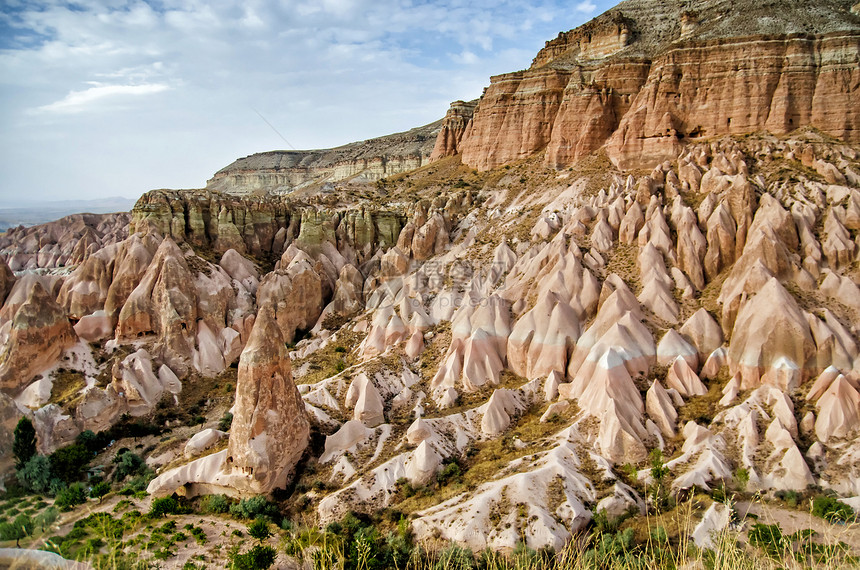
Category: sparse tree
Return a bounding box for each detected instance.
[13,417,37,469]
[90,481,111,503]
[16,454,52,494]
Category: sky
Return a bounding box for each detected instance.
[0,0,615,206]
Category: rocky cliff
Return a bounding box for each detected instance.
[206,121,442,196]
[433,0,860,171]
[3,129,860,558]
[4,0,860,563]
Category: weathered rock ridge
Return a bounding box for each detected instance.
[206,121,441,196]
[432,0,860,171]
[0,212,129,271]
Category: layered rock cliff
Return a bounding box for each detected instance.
[206,121,441,196]
[4,0,860,561]
[433,0,860,171]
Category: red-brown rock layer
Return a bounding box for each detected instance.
[433,0,860,171]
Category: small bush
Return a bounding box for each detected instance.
[230,496,277,520]
[248,518,272,542]
[153,547,175,560]
[734,467,750,491]
[16,455,53,494]
[812,495,855,523]
[229,544,277,570]
[0,514,32,547]
[90,481,111,501]
[149,496,188,518]
[201,493,232,514]
[218,413,234,432]
[113,450,146,481]
[55,483,87,511]
[34,507,59,531]
[118,473,152,496]
[190,525,207,545]
[437,462,462,486]
[748,523,784,556]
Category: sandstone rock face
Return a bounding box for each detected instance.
[0,282,75,391]
[257,260,323,344]
[185,428,226,459]
[130,189,407,262]
[0,392,25,473]
[117,237,198,375]
[223,307,310,494]
[434,0,860,171]
[430,100,478,160]
[8,1,860,555]
[0,212,129,271]
[0,260,15,308]
[206,121,440,195]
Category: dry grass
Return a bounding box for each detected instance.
[50,369,88,414]
[292,328,364,386]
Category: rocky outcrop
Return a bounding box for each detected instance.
[6,1,860,554]
[0,260,15,308]
[130,189,408,262]
[148,306,309,498]
[257,260,324,344]
[434,0,860,171]
[0,212,129,270]
[116,237,198,374]
[206,121,441,195]
[0,282,75,391]
[430,100,478,160]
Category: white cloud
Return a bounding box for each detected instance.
[0,0,607,202]
[452,50,480,65]
[575,1,597,13]
[33,83,171,114]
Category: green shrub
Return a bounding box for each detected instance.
[0,514,32,547]
[153,547,175,560]
[812,495,855,523]
[734,467,750,491]
[592,509,621,534]
[229,544,277,570]
[201,493,232,514]
[89,481,111,501]
[190,525,207,545]
[218,413,234,432]
[113,450,146,481]
[55,483,87,511]
[230,496,277,520]
[118,472,152,496]
[434,544,476,570]
[49,444,91,483]
[16,455,53,493]
[247,518,272,542]
[13,418,37,470]
[437,462,462,486]
[748,523,784,556]
[34,507,59,531]
[75,430,111,453]
[149,497,187,518]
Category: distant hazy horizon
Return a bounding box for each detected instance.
[0,196,137,230]
[0,0,611,203]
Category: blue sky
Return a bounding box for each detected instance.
[0,0,614,205]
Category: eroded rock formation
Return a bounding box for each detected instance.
[432,0,860,171]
